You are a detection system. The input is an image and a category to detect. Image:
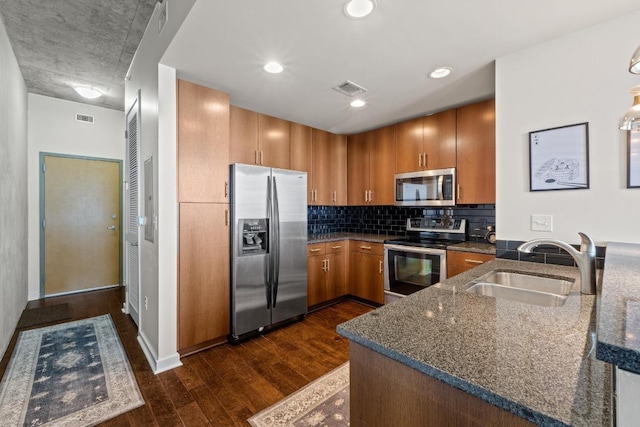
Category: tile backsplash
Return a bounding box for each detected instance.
[307,204,496,240]
[495,239,606,270]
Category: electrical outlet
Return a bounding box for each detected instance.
[531,214,553,232]
[144,296,148,311]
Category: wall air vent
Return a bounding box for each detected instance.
[75,113,94,124]
[332,80,367,97]
[158,1,168,34]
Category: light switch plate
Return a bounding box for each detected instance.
[531,214,553,232]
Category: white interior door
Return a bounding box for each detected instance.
[125,96,141,326]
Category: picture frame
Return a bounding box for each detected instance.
[528,122,589,191]
[628,129,640,188]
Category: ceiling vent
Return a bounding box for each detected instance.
[158,1,168,34]
[76,113,94,124]
[332,80,367,97]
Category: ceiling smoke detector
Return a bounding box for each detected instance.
[332,80,367,97]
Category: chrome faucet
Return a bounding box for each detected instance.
[517,232,596,295]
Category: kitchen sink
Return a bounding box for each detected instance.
[463,270,574,307]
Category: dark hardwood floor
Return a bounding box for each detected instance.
[0,288,372,426]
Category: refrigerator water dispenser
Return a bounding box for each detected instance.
[239,218,268,256]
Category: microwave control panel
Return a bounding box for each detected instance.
[406,217,466,234]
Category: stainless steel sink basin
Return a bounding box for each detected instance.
[463,270,574,307]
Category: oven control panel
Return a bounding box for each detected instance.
[406,217,466,234]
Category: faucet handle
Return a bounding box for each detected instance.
[577,232,596,255]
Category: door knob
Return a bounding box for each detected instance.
[107,225,116,230]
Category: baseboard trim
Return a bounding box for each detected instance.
[137,331,182,374]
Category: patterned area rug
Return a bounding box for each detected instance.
[248,362,350,427]
[0,314,144,426]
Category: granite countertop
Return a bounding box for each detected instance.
[307,232,390,244]
[596,242,640,373]
[337,259,610,427]
[447,241,497,255]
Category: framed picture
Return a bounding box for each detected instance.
[529,122,589,191]
[629,129,640,188]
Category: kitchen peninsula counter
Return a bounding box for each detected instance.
[337,259,610,426]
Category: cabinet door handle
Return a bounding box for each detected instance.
[326,258,330,271]
[418,153,423,167]
[332,190,337,203]
[465,259,484,264]
[379,260,383,274]
[309,248,322,252]
[313,189,317,202]
[254,150,258,164]
[225,209,229,226]
[259,151,263,165]
[360,245,372,250]
[225,181,229,198]
[368,190,373,203]
[364,190,368,202]
[423,153,427,168]
[457,184,460,201]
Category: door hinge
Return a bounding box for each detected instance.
[42,219,46,228]
[42,163,46,173]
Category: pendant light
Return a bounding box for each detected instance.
[629,44,640,74]
[619,85,640,130]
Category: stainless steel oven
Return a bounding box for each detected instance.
[384,245,446,303]
[383,217,467,304]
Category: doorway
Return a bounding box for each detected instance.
[40,153,122,297]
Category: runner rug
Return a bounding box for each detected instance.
[248,362,350,427]
[0,314,144,426]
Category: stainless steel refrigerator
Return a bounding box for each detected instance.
[230,163,308,340]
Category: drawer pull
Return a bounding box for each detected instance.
[360,246,372,250]
[309,248,322,252]
[379,260,383,274]
[331,245,342,249]
[464,259,484,264]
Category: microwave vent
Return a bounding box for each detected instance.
[332,80,367,97]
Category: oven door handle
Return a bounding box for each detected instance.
[384,244,447,255]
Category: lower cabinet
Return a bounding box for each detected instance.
[307,241,347,308]
[178,202,230,354]
[447,250,495,278]
[349,241,384,305]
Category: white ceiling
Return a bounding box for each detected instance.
[162,0,640,135]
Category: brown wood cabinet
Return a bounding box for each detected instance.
[349,241,384,305]
[456,99,495,204]
[177,79,229,203]
[347,126,396,205]
[229,106,290,169]
[307,241,347,308]
[447,250,495,278]
[396,110,456,173]
[290,122,314,203]
[178,202,230,353]
[311,129,347,205]
[349,342,535,427]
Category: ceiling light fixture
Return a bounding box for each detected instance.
[264,62,284,74]
[343,0,376,18]
[629,44,640,74]
[74,86,103,99]
[350,99,366,108]
[428,67,453,79]
[619,85,640,130]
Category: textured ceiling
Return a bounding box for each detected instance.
[0,0,158,111]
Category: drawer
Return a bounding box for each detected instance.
[307,243,326,256]
[448,251,495,267]
[326,241,346,254]
[351,240,384,256]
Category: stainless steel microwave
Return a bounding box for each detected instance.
[394,168,456,206]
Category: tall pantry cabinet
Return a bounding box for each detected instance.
[177,79,230,354]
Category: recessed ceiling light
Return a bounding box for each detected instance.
[74,86,103,99]
[343,0,376,18]
[350,99,366,108]
[428,67,453,79]
[264,62,284,74]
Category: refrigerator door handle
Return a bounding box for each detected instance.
[272,176,281,307]
[265,176,272,309]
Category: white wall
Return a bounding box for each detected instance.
[27,94,124,300]
[0,16,28,359]
[125,0,195,373]
[496,10,640,245]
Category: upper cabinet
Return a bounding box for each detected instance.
[311,129,347,205]
[456,99,495,204]
[396,110,456,173]
[229,106,290,169]
[348,126,396,205]
[177,79,230,203]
